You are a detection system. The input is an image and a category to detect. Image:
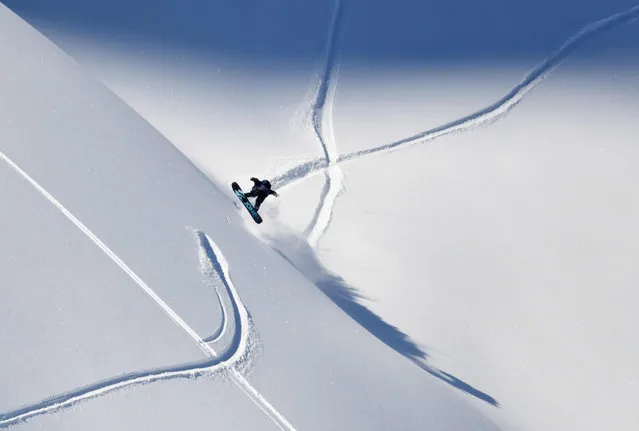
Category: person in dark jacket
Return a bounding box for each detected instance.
[244,177,278,210]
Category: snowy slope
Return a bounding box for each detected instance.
[0,4,498,431]
[319,7,639,431]
[4,0,638,430]
[333,0,639,154]
[1,0,333,192]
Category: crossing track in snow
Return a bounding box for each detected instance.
[0,230,228,428]
[273,4,639,191]
[302,0,347,247]
[0,150,296,431]
[310,0,345,165]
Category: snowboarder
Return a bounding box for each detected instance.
[243,177,279,211]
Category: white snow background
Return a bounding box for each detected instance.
[1,1,639,430]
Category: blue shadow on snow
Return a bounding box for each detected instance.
[4,0,638,66]
[267,230,499,407]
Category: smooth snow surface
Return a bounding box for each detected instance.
[0,4,499,431]
[2,0,639,430]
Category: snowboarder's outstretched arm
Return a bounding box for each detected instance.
[269,189,279,197]
[250,177,261,185]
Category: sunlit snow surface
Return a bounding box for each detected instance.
[2,0,639,430]
[0,3,500,431]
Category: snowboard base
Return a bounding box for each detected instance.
[232,182,263,224]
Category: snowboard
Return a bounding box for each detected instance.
[231,182,263,224]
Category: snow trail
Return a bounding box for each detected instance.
[196,232,296,431]
[310,0,345,163]
[0,151,213,356]
[202,288,227,344]
[273,4,639,190]
[0,360,217,428]
[304,0,346,246]
[271,158,327,190]
[340,4,639,161]
[306,167,344,247]
[0,150,295,431]
[0,233,230,428]
[196,232,231,345]
[303,172,332,239]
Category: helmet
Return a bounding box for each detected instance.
[262,179,271,188]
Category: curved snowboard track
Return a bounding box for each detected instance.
[0,360,220,428]
[273,4,639,190]
[0,232,229,428]
[196,232,296,431]
[0,150,295,431]
[202,288,228,343]
[196,236,230,345]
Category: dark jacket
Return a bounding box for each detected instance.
[249,177,278,197]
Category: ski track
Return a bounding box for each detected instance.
[304,0,346,247]
[197,232,296,431]
[202,288,227,344]
[0,151,295,431]
[274,4,639,191]
[311,0,345,164]
[0,152,214,357]
[196,235,230,345]
[303,171,332,239]
[0,360,218,428]
[271,158,327,190]
[306,166,344,247]
[0,231,229,428]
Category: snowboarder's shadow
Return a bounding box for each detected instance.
[266,230,499,408]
